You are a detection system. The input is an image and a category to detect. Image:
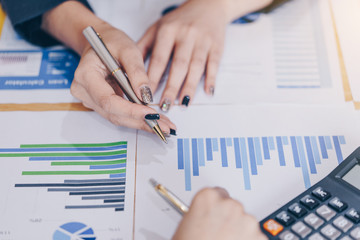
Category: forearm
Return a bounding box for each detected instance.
[223,0,274,22]
[41,1,108,55]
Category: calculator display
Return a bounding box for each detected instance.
[342,164,360,190]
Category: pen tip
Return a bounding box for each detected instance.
[149,178,158,187]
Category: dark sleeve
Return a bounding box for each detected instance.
[0,0,92,47]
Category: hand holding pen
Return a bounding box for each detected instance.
[149,179,266,240]
[70,24,176,139]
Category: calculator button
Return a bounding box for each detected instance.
[276,211,296,226]
[339,236,353,240]
[304,213,324,230]
[278,230,299,240]
[263,219,283,236]
[320,224,341,240]
[308,232,326,240]
[333,215,353,232]
[328,197,348,212]
[350,227,360,240]
[316,205,336,221]
[345,208,360,223]
[312,187,331,201]
[300,195,319,210]
[291,221,312,238]
[288,203,307,218]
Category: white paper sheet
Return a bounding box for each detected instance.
[0,111,136,239]
[88,0,345,106]
[331,0,360,102]
[134,104,360,239]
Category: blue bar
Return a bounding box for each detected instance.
[333,136,344,164]
[220,138,228,167]
[318,136,328,159]
[110,173,126,178]
[192,139,199,176]
[262,137,270,160]
[310,136,321,164]
[0,145,127,152]
[233,138,242,168]
[254,137,263,165]
[325,136,333,149]
[247,138,257,175]
[290,136,300,167]
[206,138,213,161]
[304,136,317,174]
[177,139,184,170]
[296,137,311,189]
[240,138,251,190]
[268,137,275,150]
[339,135,346,144]
[29,154,126,161]
[197,138,205,167]
[282,136,289,145]
[226,138,232,146]
[212,138,219,152]
[184,139,191,191]
[276,136,286,166]
[90,163,126,170]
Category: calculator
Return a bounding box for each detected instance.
[260,147,360,240]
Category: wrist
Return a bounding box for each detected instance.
[222,0,273,22]
[41,1,110,55]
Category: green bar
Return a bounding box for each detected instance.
[0,150,126,158]
[51,159,126,166]
[22,169,126,175]
[20,141,127,148]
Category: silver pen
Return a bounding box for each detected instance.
[149,178,189,215]
[83,26,167,143]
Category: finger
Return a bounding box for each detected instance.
[205,44,223,95]
[178,39,211,104]
[81,68,156,121]
[159,114,177,130]
[147,25,176,91]
[137,24,157,60]
[70,80,97,110]
[161,32,196,108]
[213,187,230,199]
[115,39,153,104]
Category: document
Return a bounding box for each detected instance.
[0,111,136,239]
[331,0,360,104]
[134,104,360,239]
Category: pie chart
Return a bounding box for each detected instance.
[53,222,96,240]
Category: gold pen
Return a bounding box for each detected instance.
[149,178,189,215]
[83,26,167,143]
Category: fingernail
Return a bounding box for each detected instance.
[140,86,153,104]
[181,95,190,107]
[160,98,171,112]
[145,113,160,120]
[209,86,215,96]
[163,132,171,138]
[170,129,177,136]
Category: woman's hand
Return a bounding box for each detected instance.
[42,1,176,134]
[138,0,272,111]
[173,187,267,240]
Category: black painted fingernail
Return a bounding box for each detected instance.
[181,95,190,107]
[170,129,177,136]
[145,114,160,120]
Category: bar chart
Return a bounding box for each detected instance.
[0,141,127,212]
[177,135,346,191]
[272,0,331,88]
